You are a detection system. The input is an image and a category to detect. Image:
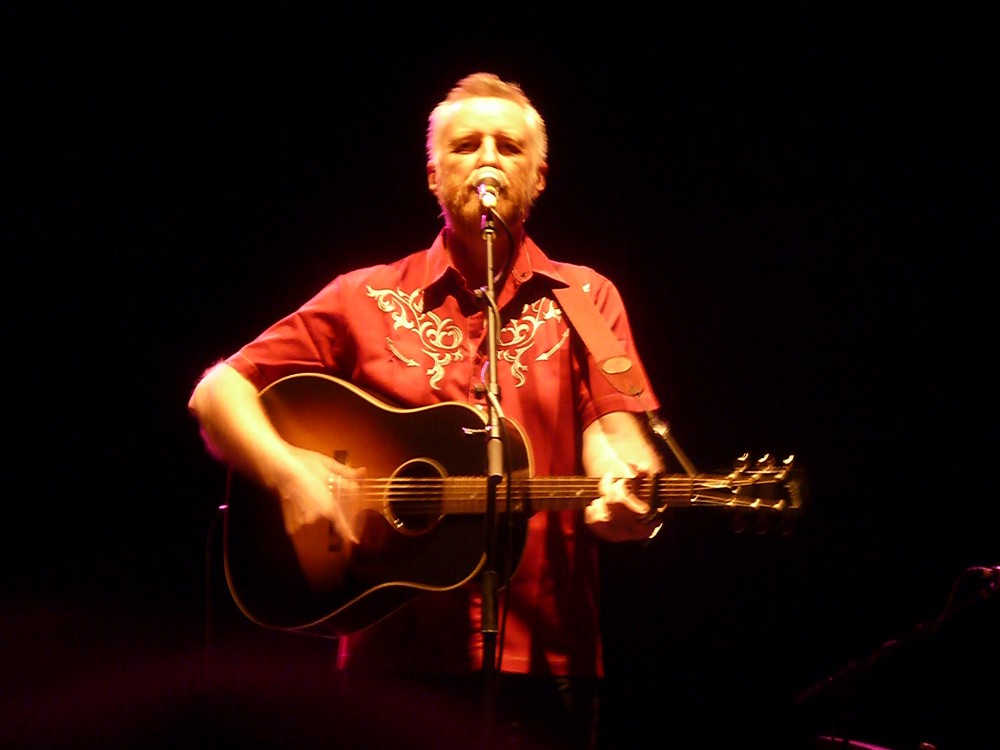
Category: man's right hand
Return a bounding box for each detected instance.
[188,362,364,544]
[274,445,363,544]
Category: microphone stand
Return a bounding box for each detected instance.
[478,204,506,748]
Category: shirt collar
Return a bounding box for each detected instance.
[515,236,571,289]
[422,231,571,310]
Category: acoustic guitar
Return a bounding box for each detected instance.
[222,373,805,635]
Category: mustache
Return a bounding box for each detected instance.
[468,167,507,190]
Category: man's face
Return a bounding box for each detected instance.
[428,96,547,233]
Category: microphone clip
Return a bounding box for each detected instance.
[475,169,502,211]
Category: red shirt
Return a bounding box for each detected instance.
[226,232,658,676]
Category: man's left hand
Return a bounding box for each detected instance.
[585,469,662,542]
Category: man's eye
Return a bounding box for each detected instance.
[453,140,478,153]
[498,141,523,156]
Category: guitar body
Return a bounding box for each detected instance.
[223,373,532,636]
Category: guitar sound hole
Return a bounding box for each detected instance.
[386,458,445,535]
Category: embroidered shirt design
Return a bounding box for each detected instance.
[368,286,569,389]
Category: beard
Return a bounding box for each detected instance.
[437,178,536,234]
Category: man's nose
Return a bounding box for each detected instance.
[476,137,499,164]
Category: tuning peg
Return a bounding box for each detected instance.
[727,454,751,481]
[755,454,776,469]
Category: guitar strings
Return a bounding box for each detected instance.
[335,476,791,514]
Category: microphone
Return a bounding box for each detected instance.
[475,169,502,209]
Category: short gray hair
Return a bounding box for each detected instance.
[426,72,548,169]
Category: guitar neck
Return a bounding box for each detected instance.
[430,473,797,515]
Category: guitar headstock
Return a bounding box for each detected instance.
[683,453,807,534]
[734,453,805,505]
[735,453,807,533]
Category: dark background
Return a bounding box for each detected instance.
[5,5,996,749]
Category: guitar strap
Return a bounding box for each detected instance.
[553,267,699,476]
[551,267,646,399]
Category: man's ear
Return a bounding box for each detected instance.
[534,161,548,198]
[426,161,438,194]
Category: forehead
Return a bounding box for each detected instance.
[440,97,532,141]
